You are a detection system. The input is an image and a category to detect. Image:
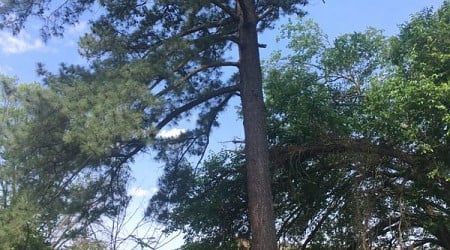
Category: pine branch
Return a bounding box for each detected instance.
[211,1,239,20]
[156,85,239,130]
[156,61,239,97]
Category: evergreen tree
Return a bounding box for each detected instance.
[1,1,311,248]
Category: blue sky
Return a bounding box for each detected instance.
[0,0,444,248]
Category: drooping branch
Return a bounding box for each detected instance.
[193,93,235,169]
[270,139,417,168]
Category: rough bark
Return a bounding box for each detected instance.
[237,0,277,249]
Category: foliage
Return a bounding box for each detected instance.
[0,76,50,249]
[147,17,389,248]
[1,0,314,248]
[0,193,51,250]
[2,1,449,249]
[148,3,450,248]
[272,7,450,248]
[0,74,134,248]
[147,152,248,247]
[0,0,95,38]
[390,1,450,84]
[67,239,107,250]
[358,2,450,248]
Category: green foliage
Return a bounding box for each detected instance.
[2,0,449,249]
[267,18,388,144]
[0,75,133,247]
[67,239,107,250]
[148,4,450,248]
[3,1,312,248]
[44,65,158,156]
[391,1,450,83]
[358,4,450,248]
[265,50,342,144]
[147,18,391,248]
[363,76,450,153]
[147,152,248,246]
[179,240,237,250]
[0,194,50,250]
[363,0,450,165]
[0,0,95,38]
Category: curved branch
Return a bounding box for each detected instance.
[301,199,338,250]
[270,139,417,167]
[156,85,239,130]
[194,93,235,169]
[156,61,239,97]
[108,86,238,167]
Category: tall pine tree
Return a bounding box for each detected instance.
[1,1,310,248]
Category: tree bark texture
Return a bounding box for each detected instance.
[237,0,277,249]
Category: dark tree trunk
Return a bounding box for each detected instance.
[237,0,277,249]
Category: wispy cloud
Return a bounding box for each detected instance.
[156,128,186,139]
[0,31,44,54]
[129,187,158,197]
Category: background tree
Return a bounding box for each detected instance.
[0,75,130,247]
[360,2,450,247]
[0,75,50,249]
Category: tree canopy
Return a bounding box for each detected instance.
[1,0,312,249]
[1,1,449,249]
[147,2,450,249]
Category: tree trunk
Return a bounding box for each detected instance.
[237,1,277,249]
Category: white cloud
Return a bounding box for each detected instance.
[0,31,44,54]
[156,128,186,139]
[129,187,158,197]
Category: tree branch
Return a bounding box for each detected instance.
[301,198,339,250]
[156,85,239,130]
[211,1,239,20]
[270,139,417,168]
[179,18,235,38]
[257,5,274,22]
[156,61,239,97]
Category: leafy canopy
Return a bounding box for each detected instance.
[147,2,450,247]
